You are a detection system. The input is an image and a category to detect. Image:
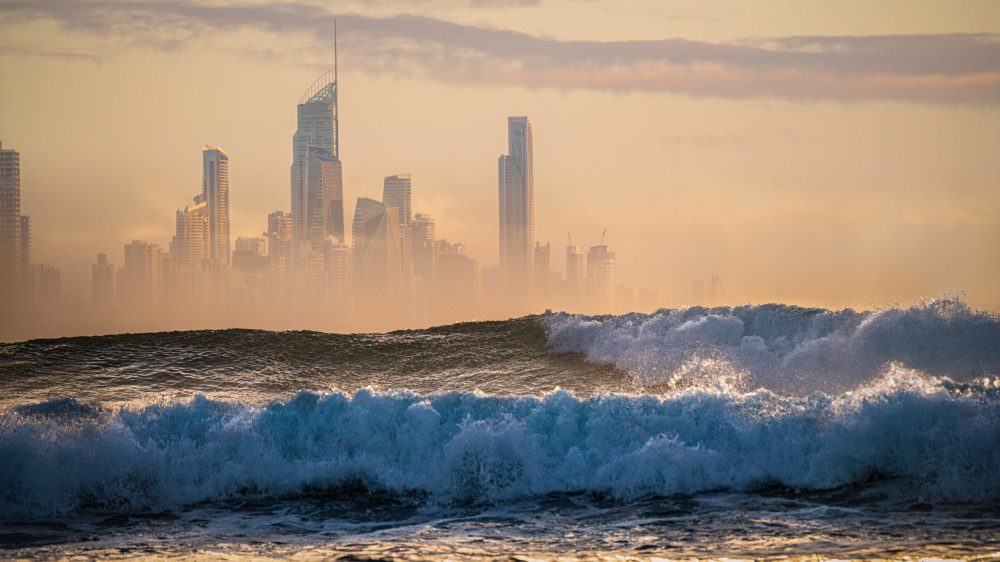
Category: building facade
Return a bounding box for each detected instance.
[172,197,210,269]
[411,213,436,282]
[117,240,163,308]
[566,245,586,301]
[92,253,115,304]
[352,198,401,316]
[291,69,337,245]
[498,117,534,292]
[587,245,615,311]
[0,142,24,296]
[534,240,550,294]
[306,145,344,248]
[202,146,230,265]
[382,174,412,225]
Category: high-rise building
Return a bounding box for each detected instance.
[18,215,29,271]
[305,145,344,248]
[202,146,230,265]
[117,240,162,307]
[411,213,436,282]
[291,68,338,244]
[172,197,210,268]
[352,198,401,314]
[436,240,480,304]
[382,174,412,225]
[27,264,60,302]
[534,241,550,294]
[0,142,22,295]
[92,253,115,304]
[587,245,615,311]
[232,236,270,274]
[323,236,351,314]
[498,116,534,292]
[266,211,293,260]
[383,174,413,280]
[566,245,585,300]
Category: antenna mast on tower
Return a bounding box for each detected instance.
[334,18,339,158]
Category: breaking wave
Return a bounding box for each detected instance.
[2,372,998,520]
[544,298,1000,394]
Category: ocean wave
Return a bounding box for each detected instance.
[544,298,1000,394]
[2,372,998,520]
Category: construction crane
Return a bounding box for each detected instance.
[600,228,607,245]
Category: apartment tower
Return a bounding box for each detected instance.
[498,117,534,292]
[306,145,344,248]
[0,142,25,295]
[202,146,230,265]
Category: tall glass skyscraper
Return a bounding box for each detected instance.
[306,145,344,247]
[498,116,534,292]
[202,146,230,265]
[382,174,412,225]
[352,197,401,316]
[291,68,338,247]
[0,141,29,298]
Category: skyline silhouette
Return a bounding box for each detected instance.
[1,2,998,341]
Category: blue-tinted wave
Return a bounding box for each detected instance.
[545,298,1000,393]
[2,372,998,521]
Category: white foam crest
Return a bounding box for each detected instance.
[544,298,1000,394]
[1,375,998,520]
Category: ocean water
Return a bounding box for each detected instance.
[1,299,999,561]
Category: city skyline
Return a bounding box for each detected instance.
[0,1,998,328]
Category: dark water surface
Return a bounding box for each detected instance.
[2,301,999,560]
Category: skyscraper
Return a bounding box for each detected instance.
[323,236,351,314]
[566,245,585,300]
[498,116,534,292]
[352,198,401,315]
[411,213,436,282]
[383,174,412,277]
[306,145,344,248]
[291,68,338,244]
[118,240,162,308]
[266,211,293,260]
[534,240,550,294]
[202,146,230,265]
[0,142,23,295]
[587,245,615,311]
[382,174,412,225]
[172,197,210,268]
[18,215,29,272]
[92,253,115,304]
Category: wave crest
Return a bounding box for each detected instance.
[2,374,998,520]
[544,298,1000,393]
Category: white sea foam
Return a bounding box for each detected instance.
[1,370,998,520]
[544,298,1000,393]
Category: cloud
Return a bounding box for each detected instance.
[2,0,999,103]
[0,43,108,62]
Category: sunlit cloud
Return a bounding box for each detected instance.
[1,0,999,102]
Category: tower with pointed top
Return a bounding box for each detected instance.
[291,30,339,252]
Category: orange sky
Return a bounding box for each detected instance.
[1,0,998,310]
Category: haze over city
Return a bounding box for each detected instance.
[1,0,999,341]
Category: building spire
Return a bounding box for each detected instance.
[334,18,339,159]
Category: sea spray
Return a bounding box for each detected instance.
[2,371,998,521]
[544,298,1000,393]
